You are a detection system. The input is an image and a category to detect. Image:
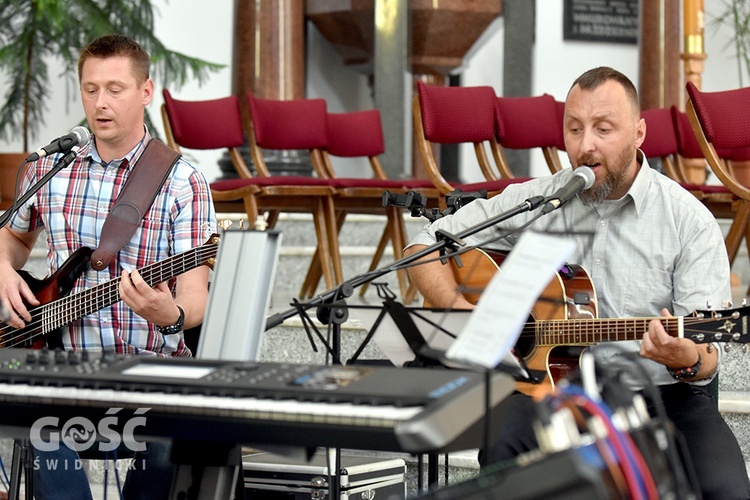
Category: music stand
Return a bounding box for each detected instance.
[196,228,281,361]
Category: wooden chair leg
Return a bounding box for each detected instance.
[311,200,335,291]
[359,209,410,297]
[725,200,750,265]
[241,194,260,223]
[266,210,279,229]
[300,211,346,298]
[324,197,344,286]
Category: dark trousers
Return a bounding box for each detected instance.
[483,384,750,500]
[33,441,173,500]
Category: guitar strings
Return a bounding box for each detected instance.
[514,316,733,344]
[0,244,218,349]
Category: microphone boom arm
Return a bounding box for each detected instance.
[265,195,546,330]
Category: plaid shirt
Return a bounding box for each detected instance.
[10,130,217,356]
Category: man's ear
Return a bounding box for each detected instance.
[635,117,646,149]
[142,78,154,106]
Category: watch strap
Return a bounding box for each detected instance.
[157,305,184,335]
[666,352,702,381]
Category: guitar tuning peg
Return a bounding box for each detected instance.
[723,300,733,309]
[218,219,233,231]
[725,343,732,353]
[707,343,714,353]
[705,300,713,310]
[742,344,748,354]
[743,298,748,307]
[712,310,722,319]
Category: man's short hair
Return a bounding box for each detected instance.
[78,34,150,84]
[569,66,640,115]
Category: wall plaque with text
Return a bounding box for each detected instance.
[563,0,639,44]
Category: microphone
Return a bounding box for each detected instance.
[26,126,90,162]
[541,166,595,214]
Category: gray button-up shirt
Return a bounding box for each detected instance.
[407,155,729,386]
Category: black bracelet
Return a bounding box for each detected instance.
[666,352,702,381]
[157,305,185,335]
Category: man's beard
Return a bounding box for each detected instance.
[578,147,633,204]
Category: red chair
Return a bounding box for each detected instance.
[409,82,527,303]
[494,94,565,175]
[686,81,750,267]
[161,89,341,292]
[640,108,681,179]
[244,94,343,290]
[299,109,413,298]
[413,81,525,201]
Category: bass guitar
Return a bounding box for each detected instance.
[439,248,750,395]
[0,234,220,349]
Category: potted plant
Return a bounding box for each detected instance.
[0,0,223,208]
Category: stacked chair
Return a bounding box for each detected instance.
[290,106,413,298]
[161,90,341,291]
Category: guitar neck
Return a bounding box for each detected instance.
[536,316,683,346]
[43,244,217,332]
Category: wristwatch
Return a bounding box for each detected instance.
[157,305,184,335]
[666,352,702,381]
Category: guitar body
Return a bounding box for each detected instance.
[11,247,92,348]
[438,248,598,395]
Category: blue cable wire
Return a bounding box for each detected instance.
[0,452,11,488]
[557,384,649,499]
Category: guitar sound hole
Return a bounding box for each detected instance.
[513,314,536,358]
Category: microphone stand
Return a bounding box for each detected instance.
[0,149,80,229]
[266,195,545,498]
[265,195,546,338]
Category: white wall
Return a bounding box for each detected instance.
[0,0,744,184]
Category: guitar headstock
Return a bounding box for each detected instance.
[682,305,750,345]
[203,233,221,271]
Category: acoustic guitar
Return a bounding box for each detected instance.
[0,234,220,349]
[436,248,750,395]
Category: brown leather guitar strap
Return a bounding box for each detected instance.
[90,139,180,271]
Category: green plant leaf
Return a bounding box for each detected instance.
[0,0,225,149]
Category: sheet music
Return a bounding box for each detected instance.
[446,231,576,369]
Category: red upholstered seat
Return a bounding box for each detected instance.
[494,94,565,175]
[211,176,333,190]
